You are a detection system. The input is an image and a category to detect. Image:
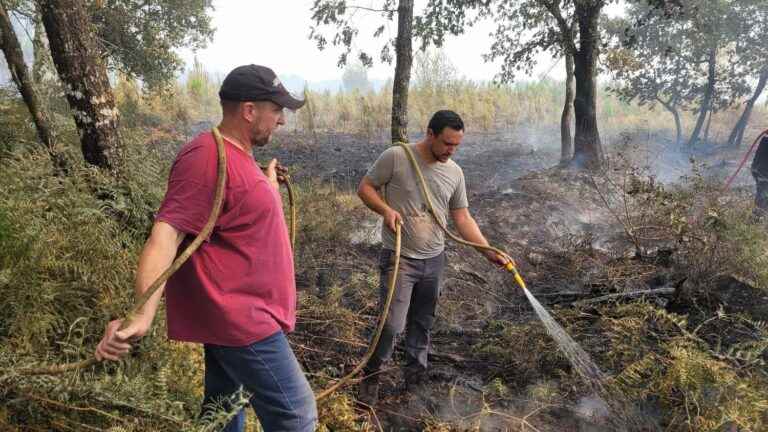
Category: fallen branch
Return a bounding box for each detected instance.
[427,351,469,364]
[572,287,676,306]
[536,291,587,298]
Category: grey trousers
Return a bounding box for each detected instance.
[364,248,446,375]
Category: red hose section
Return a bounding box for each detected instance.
[723,129,768,191]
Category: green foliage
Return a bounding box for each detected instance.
[603,305,768,431]
[0,88,37,155]
[0,136,163,350]
[704,207,768,290]
[475,0,576,83]
[607,0,768,131]
[0,153,135,349]
[309,0,399,67]
[0,157,382,430]
[617,159,768,291]
[473,318,570,385]
[0,136,199,431]
[91,0,215,89]
[583,163,768,430]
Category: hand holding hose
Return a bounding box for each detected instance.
[262,159,284,190]
[94,318,148,361]
[482,249,513,267]
[383,208,403,233]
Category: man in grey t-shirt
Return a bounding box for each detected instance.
[356,110,509,404]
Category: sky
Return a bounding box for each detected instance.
[0,1,625,89]
[179,0,498,85]
[178,1,626,90]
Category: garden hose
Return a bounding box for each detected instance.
[317,143,530,400]
[6,136,523,410]
[723,128,768,191]
[315,223,401,401]
[395,142,526,289]
[7,127,302,378]
[7,127,229,378]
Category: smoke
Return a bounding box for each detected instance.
[576,395,611,421]
[350,216,380,245]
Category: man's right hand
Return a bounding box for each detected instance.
[94,317,151,361]
[383,208,403,233]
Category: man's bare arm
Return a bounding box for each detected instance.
[357,176,402,232]
[451,207,507,266]
[95,221,184,361]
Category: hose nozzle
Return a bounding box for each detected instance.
[505,262,528,291]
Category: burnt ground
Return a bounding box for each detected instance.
[263,129,766,431]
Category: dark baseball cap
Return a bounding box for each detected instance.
[219,64,305,110]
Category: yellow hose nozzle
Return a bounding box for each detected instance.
[504,262,528,290]
[513,273,528,290]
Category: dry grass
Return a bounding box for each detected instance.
[1,68,767,430]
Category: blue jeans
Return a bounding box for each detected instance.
[202,331,317,432]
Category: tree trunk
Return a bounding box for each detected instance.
[727,67,768,148]
[703,108,713,145]
[391,0,413,144]
[570,0,604,170]
[32,15,47,84]
[687,47,716,148]
[0,3,56,156]
[38,0,121,171]
[657,97,682,147]
[560,51,575,164]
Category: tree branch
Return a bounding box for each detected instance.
[542,0,577,53]
[347,5,395,14]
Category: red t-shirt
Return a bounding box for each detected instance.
[156,132,295,346]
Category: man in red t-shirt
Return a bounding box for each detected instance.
[95,65,317,432]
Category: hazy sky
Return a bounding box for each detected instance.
[178,1,624,86]
[0,1,624,88]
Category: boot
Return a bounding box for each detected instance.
[404,366,427,392]
[358,376,379,406]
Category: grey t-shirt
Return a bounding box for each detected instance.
[366,144,468,259]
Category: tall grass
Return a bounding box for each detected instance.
[103,61,768,152]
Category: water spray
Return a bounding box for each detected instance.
[396,141,625,425]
